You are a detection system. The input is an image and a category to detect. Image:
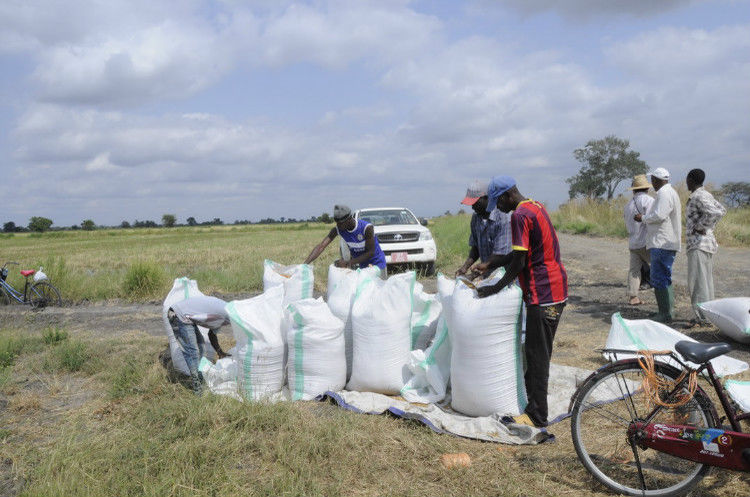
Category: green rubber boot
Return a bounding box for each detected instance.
[666,285,674,323]
[652,287,671,323]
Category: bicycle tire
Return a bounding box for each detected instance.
[570,359,718,497]
[29,281,62,308]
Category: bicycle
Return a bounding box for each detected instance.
[569,341,750,496]
[0,261,62,308]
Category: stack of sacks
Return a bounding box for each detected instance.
[441,271,527,417]
[285,298,347,400]
[410,281,442,350]
[226,286,286,400]
[346,271,416,394]
[326,264,381,381]
[162,277,217,375]
[263,259,314,306]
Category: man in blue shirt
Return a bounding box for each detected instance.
[455,180,513,278]
[305,204,387,271]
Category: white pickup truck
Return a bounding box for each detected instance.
[350,207,437,275]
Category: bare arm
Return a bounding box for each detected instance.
[474,252,513,276]
[456,246,479,276]
[208,330,229,359]
[477,250,526,298]
[304,228,337,264]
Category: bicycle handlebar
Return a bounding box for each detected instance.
[2,261,19,269]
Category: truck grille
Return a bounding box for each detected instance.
[384,248,424,255]
[377,232,420,243]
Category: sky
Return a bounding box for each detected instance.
[1,0,748,227]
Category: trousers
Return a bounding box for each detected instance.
[687,249,714,321]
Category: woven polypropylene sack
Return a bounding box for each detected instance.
[263,259,314,307]
[226,286,286,400]
[346,271,415,394]
[286,298,346,400]
[162,277,217,375]
[442,271,527,417]
[401,315,452,404]
[698,297,750,344]
[326,265,380,381]
[411,281,442,351]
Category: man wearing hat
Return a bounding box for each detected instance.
[634,167,681,323]
[304,204,387,272]
[623,174,655,305]
[477,176,567,428]
[455,180,513,279]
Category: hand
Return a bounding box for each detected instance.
[217,351,231,359]
[694,228,706,235]
[477,283,500,298]
[633,214,642,222]
[474,262,490,275]
[455,266,468,277]
[334,259,350,268]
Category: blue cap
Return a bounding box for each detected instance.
[486,175,516,213]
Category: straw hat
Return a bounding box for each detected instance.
[628,174,651,190]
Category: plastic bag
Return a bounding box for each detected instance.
[33,266,48,282]
[698,297,750,344]
[285,298,346,400]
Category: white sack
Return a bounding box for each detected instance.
[401,315,452,404]
[199,355,243,401]
[325,265,380,381]
[410,282,442,350]
[226,286,286,400]
[442,271,527,418]
[285,298,347,400]
[698,297,750,344]
[604,312,748,377]
[347,271,415,394]
[263,259,314,307]
[162,277,217,376]
[725,380,750,413]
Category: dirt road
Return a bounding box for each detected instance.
[2,233,749,367]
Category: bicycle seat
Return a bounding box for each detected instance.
[20,270,35,277]
[675,340,731,364]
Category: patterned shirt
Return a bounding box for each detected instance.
[686,186,726,254]
[468,209,512,262]
[511,199,568,305]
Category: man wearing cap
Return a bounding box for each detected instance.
[623,174,655,305]
[304,204,387,272]
[634,167,681,323]
[455,180,513,279]
[685,168,726,327]
[477,176,567,428]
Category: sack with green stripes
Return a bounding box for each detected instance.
[326,264,381,381]
[698,297,750,344]
[410,281,442,351]
[226,286,286,400]
[263,259,314,307]
[440,271,527,417]
[162,277,217,376]
[346,271,416,394]
[401,315,451,403]
[285,298,346,400]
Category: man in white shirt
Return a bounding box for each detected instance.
[623,174,655,305]
[685,168,726,326]
[634,167,681,323]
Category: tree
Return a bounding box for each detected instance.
[3,221,16,233]
[211,218,223,225]
[29,216,53,232]
[120,221,131,228]
[81,219,96,231]
[162,214,176,228]
[567,135,648,200]
[720,181,750,207]
[318,213,331,223]
[186,217,198,226]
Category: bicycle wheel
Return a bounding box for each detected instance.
[0,287,10,305]
[570,360,718,497]
[29,281,62,308]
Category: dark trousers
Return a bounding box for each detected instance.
[524,302,565,427]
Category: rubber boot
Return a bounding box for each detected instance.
[665,285,674,323]
[652,287,670,323]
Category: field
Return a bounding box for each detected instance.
[1,216,750,496]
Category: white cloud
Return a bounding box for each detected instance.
[479,0,701,19]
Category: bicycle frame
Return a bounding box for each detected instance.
[0,274,32,303]
[602,348,750,472]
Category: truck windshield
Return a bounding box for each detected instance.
[358,209,418,226]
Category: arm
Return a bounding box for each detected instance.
[304,228,337,264]
[344,225,377,268]
[456,246,479,276]
[694,193,727,233]
[642,189,671,224]
[208,330,229,359]
[477,250,526,298]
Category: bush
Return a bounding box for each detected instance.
[43,327,69,345]
[45,340,90,372]
[122,261,167,299]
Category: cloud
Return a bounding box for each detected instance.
[479,0,701,19]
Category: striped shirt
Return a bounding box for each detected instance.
[468,209,512,262]
[510,199,568,305]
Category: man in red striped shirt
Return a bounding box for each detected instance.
[478,176,567,428]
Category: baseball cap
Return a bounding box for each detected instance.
[333,204,352,222]
[486,175,516,213]
[460,180,489,205]
[650,167,670,181]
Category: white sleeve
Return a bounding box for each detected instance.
[643,189,671,224]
